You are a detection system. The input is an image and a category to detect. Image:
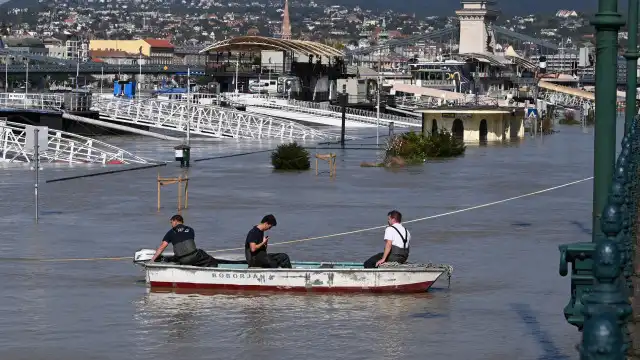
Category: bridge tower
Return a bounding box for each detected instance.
[455,0,500,54]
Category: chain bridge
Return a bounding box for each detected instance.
[346,24,560,61]
[0,48,204,74]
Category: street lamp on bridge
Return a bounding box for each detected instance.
[558,0,637,357]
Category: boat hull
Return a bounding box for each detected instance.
[144,264,443,293]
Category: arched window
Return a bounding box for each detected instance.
[452,119,464,140]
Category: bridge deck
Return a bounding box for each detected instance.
[245,106,375,128]
[229,94,419,127]
[91,97,343,141]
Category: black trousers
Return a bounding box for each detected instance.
[363,252,408,268]
[178,249,248,268]
[250,253,292,268]
[364,252,384,268]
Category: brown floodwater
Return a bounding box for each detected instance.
[0,122,614,360]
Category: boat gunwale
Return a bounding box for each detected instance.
[143,263,446,273]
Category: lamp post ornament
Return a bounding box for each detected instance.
[559,0,633,356]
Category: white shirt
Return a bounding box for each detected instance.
[384,223,410,249]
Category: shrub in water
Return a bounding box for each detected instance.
[384,130,465,164]
[558,110,581,125]
[271,142,310,170]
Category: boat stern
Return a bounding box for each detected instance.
[133,249,156,265]
[133,248,178,267]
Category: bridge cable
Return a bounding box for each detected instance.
[5,176,593,263]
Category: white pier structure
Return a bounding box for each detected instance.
[536,81,635,112]
[0,121,151,164]
[0,92,342,141]
[225,93,421,128]
[91,97,338,141]
[0,93,64,112]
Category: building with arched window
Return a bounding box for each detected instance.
[417,107,525,142]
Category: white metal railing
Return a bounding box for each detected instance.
[221,92,281,103]
[0,93,64,111]
[539,90,594,109]
[232,96,419,127]
[0,120,152,164]
[92,97,342,141]
[221,93,419,124]
[243,99,387,127]
[393,93,502,109]
[285,99,416,124]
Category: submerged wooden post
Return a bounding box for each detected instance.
[177,174,182,211]
[184,176,189,209]
[315,153,336,177]
[157,172,189,212]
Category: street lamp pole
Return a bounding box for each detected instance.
[624,0,639,135]
[376,49,381,146]
[376,74,381,146]
[235,57,239,93]
[75,47,80,91]
[138,52,142,91]
[186,67,191,145]
[591,0,625,238]
[559,3,631,355]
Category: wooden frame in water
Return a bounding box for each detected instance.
[315,153,337,177]
[157,172,189,213]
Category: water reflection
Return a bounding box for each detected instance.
[134,289,452,359]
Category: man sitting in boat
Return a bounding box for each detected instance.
[245,214,292,268]
[364,210,411,268]
[149,214,245,267]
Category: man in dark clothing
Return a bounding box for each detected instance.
[245,214,292,268]
[150,214,246,267]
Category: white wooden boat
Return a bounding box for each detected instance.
[133,249,451,293]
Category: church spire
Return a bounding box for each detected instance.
[281,0,291,40]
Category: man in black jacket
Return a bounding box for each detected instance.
[245,214,292,268]
[149,214,245,267]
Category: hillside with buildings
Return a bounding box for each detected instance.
[0,0,599,47]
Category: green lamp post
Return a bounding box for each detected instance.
[559,0,626,334]
[624,0,640,135]
[580,235,630,359]
[592,0,625,238]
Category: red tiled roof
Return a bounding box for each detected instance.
[144,39,174,48]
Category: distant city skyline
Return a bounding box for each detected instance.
[309,0,607,15]
[0,0,614,14]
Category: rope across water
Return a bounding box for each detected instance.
[6,176,593,263]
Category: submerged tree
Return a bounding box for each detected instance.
[271,142,311,170]
[384,130,466,165]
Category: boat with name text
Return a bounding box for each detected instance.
[133,249,452,293]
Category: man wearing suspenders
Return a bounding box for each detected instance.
[364,210,411,268]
